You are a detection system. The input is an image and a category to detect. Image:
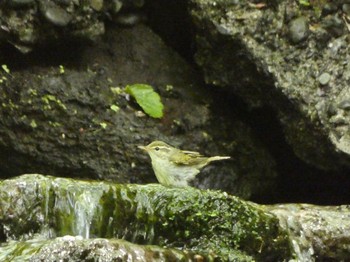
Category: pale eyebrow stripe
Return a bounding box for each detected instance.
[154,146,171,152]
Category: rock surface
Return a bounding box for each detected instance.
[0,236,214,261]
[1,174,350,261]
[269,204,350,261]
[0,24,278,199]
[0,0,145,52]
[189,0,350,170]
[0,174,292,261]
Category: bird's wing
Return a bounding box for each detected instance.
[170,150,206,165]
[181,150,202,156]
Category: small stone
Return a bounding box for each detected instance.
[114,12,145,26]
[327,103,337,116]
[322,14,344,37]
[91,0,104,11]
[338,100,350,110]
[322,3,338,16]
[343,4,350,16]
[40,2,72,27]
[318,72,331,85]
[111,0,123,14]
[288,16,309,44]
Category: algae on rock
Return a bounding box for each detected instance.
[0,174,293,260]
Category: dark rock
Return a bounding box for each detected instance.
[189,0,350,170]
[0,0,106,52]
[322,14,345,38]
[322,3,338,16]
[0,25,278,198]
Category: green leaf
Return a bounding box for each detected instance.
[299,0,310,6]
[125,84,164,118]
[1,64,10,74]
[110,104,120,113]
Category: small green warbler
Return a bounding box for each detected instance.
[138,140,230,187]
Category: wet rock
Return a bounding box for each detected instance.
[0,174,293,261]
[268,204,350,261]
[1,174,350,261]
[288,16,309,44]
[1,237,217,261]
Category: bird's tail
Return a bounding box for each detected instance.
[208,156,231,162]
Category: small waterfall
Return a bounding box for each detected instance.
[73,190,101,239]
[51,179,105,239]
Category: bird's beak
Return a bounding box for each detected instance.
[138,145,148,151]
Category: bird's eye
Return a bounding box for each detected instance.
[155,147,160,151]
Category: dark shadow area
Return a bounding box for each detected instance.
[0,39,88,70]
[144,0,195,64]
[245,105,350,205]
[211,90,350,205]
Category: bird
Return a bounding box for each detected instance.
[138,140,230,187]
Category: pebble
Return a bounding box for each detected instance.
[327,103,337,116]
[343,4,350,16]
[111,0,123,14]
[318,72,331,85]
[288,16,308,44]
[323,14,344,37]
[90,0,104,11]
[114,12,145,26]
[322,3,338,16]
[40,2,72,27]
[338,100,350,110]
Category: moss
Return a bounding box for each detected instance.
[1,65,10,74]
[1,99,19,111]
[28,88,38,96]
[0,175,293,260]
[30,120,37,129]
[41,95,67,111]
[48,121,61,127]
